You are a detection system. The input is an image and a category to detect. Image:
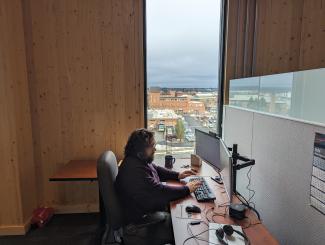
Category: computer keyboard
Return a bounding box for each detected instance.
[189,177,216,202]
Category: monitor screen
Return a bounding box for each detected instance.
[195,129,221,170]
[195,129,233,203]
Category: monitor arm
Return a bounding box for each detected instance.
[233,158,255,171]
[229,144,255,193]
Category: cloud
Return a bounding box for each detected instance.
[147,0,221,88]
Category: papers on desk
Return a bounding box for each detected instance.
[209,223,245,245]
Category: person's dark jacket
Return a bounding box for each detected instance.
[115,155,189,224]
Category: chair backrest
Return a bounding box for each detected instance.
[97,151,123,230]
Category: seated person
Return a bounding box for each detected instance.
[115,128,201,244]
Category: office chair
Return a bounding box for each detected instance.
[97,151,167,245]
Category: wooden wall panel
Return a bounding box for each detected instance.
[23,0,144,211]
[224,0,257,103]
[253,0,304,75]
[0,0,37,234]
[299,0,325,69]
[224,0,325,103]
[224,0,239,104]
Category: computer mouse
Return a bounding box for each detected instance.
[185,205,201,213]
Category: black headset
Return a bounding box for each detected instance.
[215,225,249,244]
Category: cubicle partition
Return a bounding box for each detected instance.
[224,68,325,244]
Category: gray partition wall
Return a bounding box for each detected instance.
[223,106,325,245]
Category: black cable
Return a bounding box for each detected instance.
[190,236,220,245]
[185,219,256,245]
[236,191,248,205]
[183,228,217,245]
[206,206,227,222]
[186,223,251,245]
[235,215,261,230]
[210,206,228,223]
[213,213,224,222]
[235,193,261,221]
[187,223,199,245]
[246,166,256,209]
[243,221,262,229]
[205,207,213,222]
[218,201,230,207]
[184,225,222,245]
[234,216,250,229]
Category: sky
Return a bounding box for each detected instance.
[147,0,222,88]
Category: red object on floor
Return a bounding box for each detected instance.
[31,207,54,228]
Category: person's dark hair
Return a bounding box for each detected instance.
[124,128,154,158]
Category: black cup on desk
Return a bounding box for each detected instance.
[165,155,175,169]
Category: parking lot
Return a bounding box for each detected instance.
[153,114,217,158]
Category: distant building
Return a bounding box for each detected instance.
[191,92,218,111]
[147,109,180,130]
[148,88,205,114]
[229,93,290,114]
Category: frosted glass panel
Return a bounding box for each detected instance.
[259,72,293,116]
[229,68,325,125]
[290,69,325,124]
[229,77,259,109]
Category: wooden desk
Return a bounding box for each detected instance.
[50,158,278,244]
[49,160,97,181]
[157,158,278,245]
[49,160,107,226]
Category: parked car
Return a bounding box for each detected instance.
[157,123,165,132]
[185,133,195,142]
[185,135,195,142]
[185,128,193,134]
[165,126,177,140]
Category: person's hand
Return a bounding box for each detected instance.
[178,169,197,179]
[186,180,202,193]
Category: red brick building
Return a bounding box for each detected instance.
[148,90,205,114]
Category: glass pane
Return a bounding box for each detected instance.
[290,68,325,124]
[229,68,325,126]
[229,76,260,110]
[147,0,222,159]
[259,72,293,115]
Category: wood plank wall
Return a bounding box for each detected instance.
[1,0,323,235]
[0,0,37,235]
[224,0,325,103]
[22,0,144,212]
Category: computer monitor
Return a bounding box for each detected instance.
[195,129,221,170]
[219,138,233,203]
[195,129,233,203]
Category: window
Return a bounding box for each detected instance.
[146,0,224,159]
[229,68,325,125]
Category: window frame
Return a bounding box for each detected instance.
[143,0,228,137]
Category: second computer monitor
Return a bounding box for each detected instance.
[195,129,233,203]
[195,129,221,170]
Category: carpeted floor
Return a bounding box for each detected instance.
[0,213,101,245]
